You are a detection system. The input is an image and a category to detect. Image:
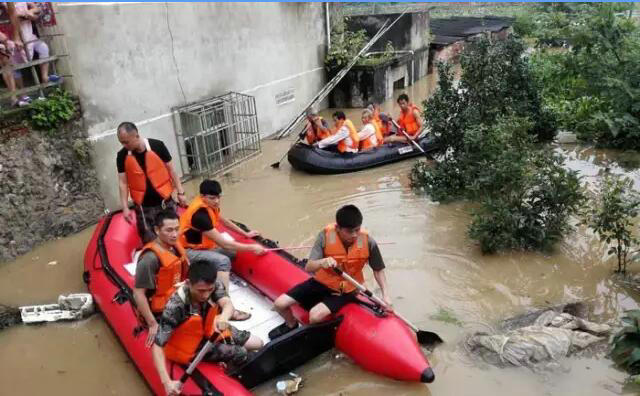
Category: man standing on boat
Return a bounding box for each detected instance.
[314,111,360,153]
[269,205,392,339]
[179,179,266,321]
[384,94,423,144]
[116,121,188,243]
[152,259,263,396]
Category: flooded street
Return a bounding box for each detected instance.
[2,74,640,395]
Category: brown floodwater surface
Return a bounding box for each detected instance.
[1,74,640,395]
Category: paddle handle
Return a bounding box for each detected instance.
[179,332,220,383]
[392,120,426,155]
[268,242,395,252]
[333,268,419,333]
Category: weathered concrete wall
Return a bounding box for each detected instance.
[347,12,430,52]
[332,11,430,108]
[0,121,104,262]
[55,3,327,210]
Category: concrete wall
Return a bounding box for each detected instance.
[347,12,430,52]
[55,3,327,210]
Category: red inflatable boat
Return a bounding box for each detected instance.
[83,211,434,395]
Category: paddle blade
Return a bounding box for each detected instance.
[417,330,443,346]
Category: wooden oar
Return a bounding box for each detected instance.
[267,242,396,252]
[333,267,444,346]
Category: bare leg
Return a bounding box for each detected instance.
[243,334,264,351]
[0,59,17,103]
[308,302,331,324]
[273,294,299,327]
[39,62,49,83]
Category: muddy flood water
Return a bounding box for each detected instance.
[3,74,640,395]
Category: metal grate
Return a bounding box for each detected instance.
[173,92,261,179]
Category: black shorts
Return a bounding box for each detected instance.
[285,278,359,313]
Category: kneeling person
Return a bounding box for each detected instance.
[133,209,188,347]
[270,205,391,338]
[152,259,263,396]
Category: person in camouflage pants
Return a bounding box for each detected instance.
[152,260,263,396]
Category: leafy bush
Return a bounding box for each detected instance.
[410,36,584,253]
[582,175,640,273]
[527,3,640,149]
[29,89,76,133]
[611,310,640,376]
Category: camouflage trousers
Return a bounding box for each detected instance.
[134,199,177,244]
[203,325,252,366]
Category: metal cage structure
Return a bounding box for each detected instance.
[174,92,261,179]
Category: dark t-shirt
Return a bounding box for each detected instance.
[116,138,172,207]
[183,208,215,246]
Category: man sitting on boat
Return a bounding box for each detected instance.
[358,109,382,151]
[303,109,332,145]
[179,179,267,321]
[152,259,264,396]
[269,205,392,339]
[313,111,360,154]
[133,209,190,348]
[384,94,423,144]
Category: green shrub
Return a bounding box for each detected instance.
[611,310,640,375]
[29,89,76,133]
[583,175,640,273]
[411,36,584,253]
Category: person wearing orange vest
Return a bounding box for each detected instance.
[133,209,188,348]
[116,122,188,243]
[304,110,332,145]
[358,109,380,151]
[269,205,392,339]
[179,179,267,321]
[152,259,263,396]
[384,94,423,144]
[315,111,359,154]
[367,103,386,146]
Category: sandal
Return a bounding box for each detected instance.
[230,309,252,321]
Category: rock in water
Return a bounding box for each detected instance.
[0,304,21,329]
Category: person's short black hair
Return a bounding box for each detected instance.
[117,121,138,134]
[336,205,363,229]
[188,259,218,284]
[332,111,346,121]
[154,209,179,229]
[200,179,222,196]
[397,93,409,103]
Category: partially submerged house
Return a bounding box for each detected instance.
[329,11,430,108]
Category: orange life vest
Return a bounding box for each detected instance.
[359,123,379,151]
[314,224,369,294]
[336,119,359,154]
[305,117,331,145]
[163,287,231,364]
[397,103,422,137]
[371,116,385,146]
[179,195,220,250]
[140,241,188,314]
[124,139,173,205]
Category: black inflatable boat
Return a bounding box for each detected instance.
[287,135,439,174]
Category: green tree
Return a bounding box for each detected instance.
[411,36,583,253]
[583,174,640,273]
